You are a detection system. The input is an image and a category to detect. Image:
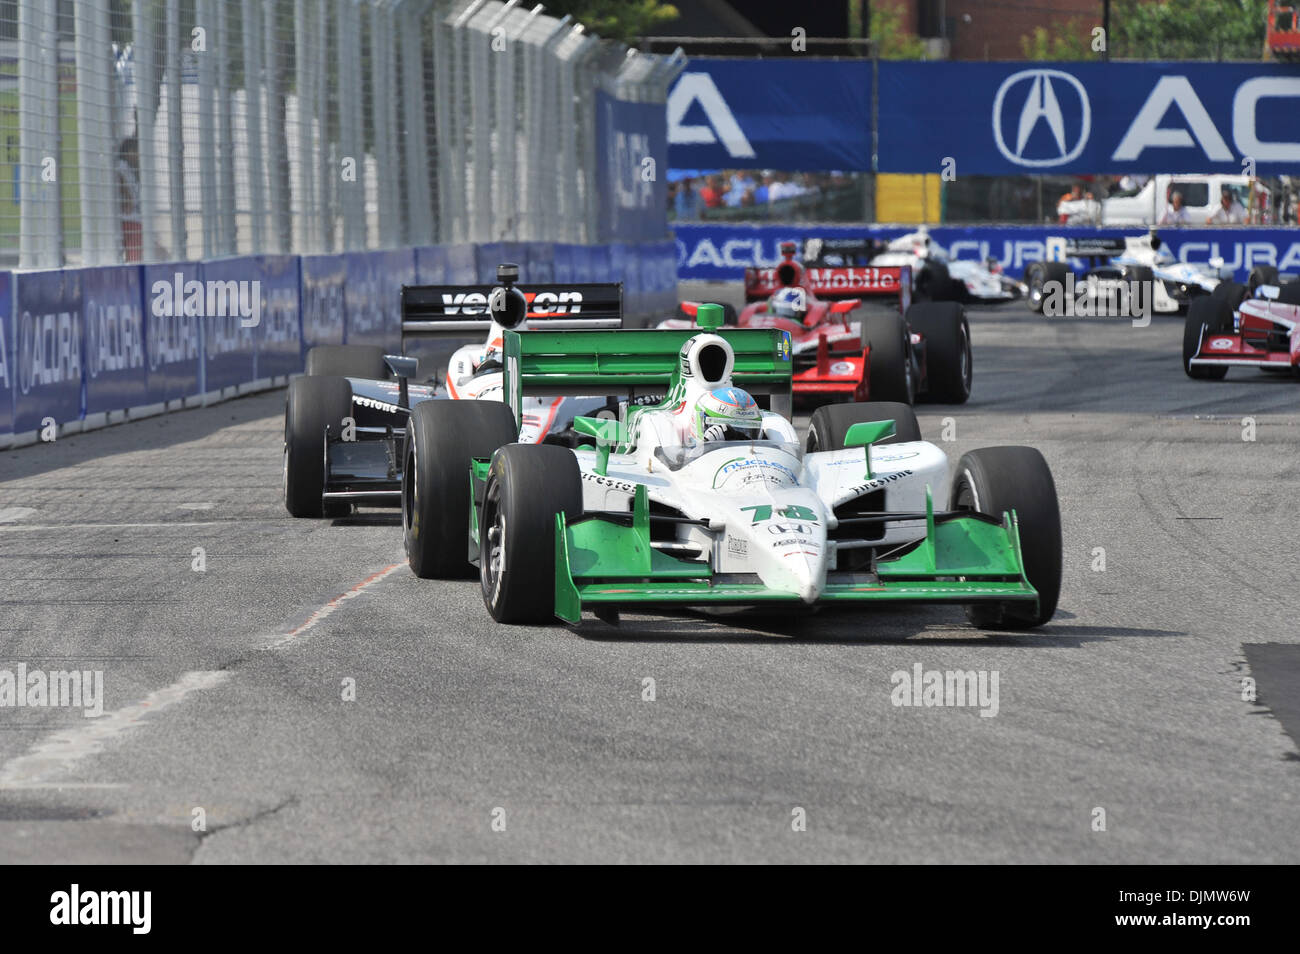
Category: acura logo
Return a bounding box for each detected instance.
[993,69,1091,167]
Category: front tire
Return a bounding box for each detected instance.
[284,376,354,518]
[1182,297,1230,380]
[806,401,921,452]
[480,444,584,623]
[950,446,1061,629]
[403,400,518,578]
[907,301,971,404]
[864,312,914,405]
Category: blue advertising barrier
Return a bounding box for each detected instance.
[527,243,555,283]
[666,59,1299,176]
[597,91,670,241]
[0,271,12,439]
[667,59,872,172]
[256,255,302,380]
[12,269,84,434]
[300,254,347,354]
[1,239,678,444]
[83,265,147,416]
[446,244,477,284]
[673,223,1300,283]
[198,257,259,392]
[142,262,203,406]
[414,245,449,285]
[344,248,414,349]
[876,62,1300,176]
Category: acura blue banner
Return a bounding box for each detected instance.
[880,62,1300,175]
[13,269,83,433]
[674,223,1300,283]
[668,59,1299,176]
[668,59,871,171]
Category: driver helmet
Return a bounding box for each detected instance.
[692,387,762,443]
[769,286,808,322]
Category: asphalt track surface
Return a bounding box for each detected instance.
[1,288,1297,864]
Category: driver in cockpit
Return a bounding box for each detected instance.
[686,386,764,444]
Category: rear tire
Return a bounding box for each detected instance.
[1182,298,1230,380]
[914,261,951,302]
[950,446,1061,629]
[907,301,972,404]
[284,376,354,518]
[1248,265,1279,294]
[480,444,584,623]
[1210,280,1247,310]
[306,344,389,379]
[806,401,921,452]
[864,312,914,405]
[402,400,519,578]
[1025,262,1069,314]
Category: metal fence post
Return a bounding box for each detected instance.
[17,0,62,268]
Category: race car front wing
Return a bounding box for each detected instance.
[552,485,1038,624]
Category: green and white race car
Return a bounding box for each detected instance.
[401,299,1061,630]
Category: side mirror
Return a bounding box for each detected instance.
[843,419,898,479]
[574,416,623,476]
[384,354,419,379]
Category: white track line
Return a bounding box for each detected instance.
[0,563,405,789]
[0,670,231,789]
[264,562,406,650]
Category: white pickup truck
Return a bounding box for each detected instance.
[1057,175,1271,226]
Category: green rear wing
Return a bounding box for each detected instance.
[503,326,795,423]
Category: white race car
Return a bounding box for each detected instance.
[858,229,1024,304]
[1024,230,1232,315]
[400,302,1062,631]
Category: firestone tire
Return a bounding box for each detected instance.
[806,401,921,452]
[950,446,1062,630]
[284,375,354,518]
[402,400,518,579]
[479,444,584,624]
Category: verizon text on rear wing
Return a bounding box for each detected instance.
[399,282,623,342]
[743,264,913,303]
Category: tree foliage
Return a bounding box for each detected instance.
[1019,0,1269,61]
[541,0,680,44]
[1108,0,1268,60]
[870,2,926,59]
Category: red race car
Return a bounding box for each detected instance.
[1184,280,1300,380]
[663,241,972,406]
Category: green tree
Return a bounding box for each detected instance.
[1109,0,1268,60]
[870,2,925,59]
[542,1,680,44]
[1019,21,1096,60]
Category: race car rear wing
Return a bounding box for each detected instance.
[503,323,795,422]
[743,264,912,305]
[399,281,623,344]
[1045,236,1129,263]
